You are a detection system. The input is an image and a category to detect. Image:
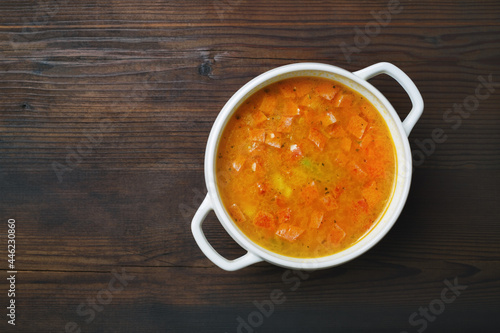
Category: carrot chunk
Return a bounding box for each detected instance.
[360,132,374,148]
[320,112,337,127]
[333,93,353,107]
[260,95,277,115]
[300,182,319,204]
[298,94,312,107]
[362,181,382,207]
[335,152,349,167]
[308,128,327,150]
[346,115,368,139]
[328,224,346,245]
[282,99,301,116]
[277,116,294,133]
[327,124,347,138]
[254,211,276,229]
[228,204,246,223]
[249,128,266,142]
[355,199,369,213]
[310,210,324,229]
[251,110,268,126]
[277,207,292,224]
[275,223,305,242]
[322,194,338,211]
[256,181,269,195]
[315,82,339,101]
[265,131,282,148]
[340,137,352,152]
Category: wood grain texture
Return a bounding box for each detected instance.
[0,0,499,332]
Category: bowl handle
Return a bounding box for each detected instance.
[353,62,424,137]
[191,194,263,271]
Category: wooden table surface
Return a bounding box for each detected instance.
[1,1,499,332]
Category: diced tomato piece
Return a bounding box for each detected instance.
[350,198,369,221]
[333,184,345,199]
[365,159,386,179]
[327,124,347,138]
[348,160,367,178]
[321,112,337,127]
[289,144,303,161]
[346,115,368,139]
[251,110,268,126]
[260,95,277,115]
[275,194,287,208]
[340,137,352,152]
[328,224,346,245]
[275,223,305,242]
[248,141,264,154]
[360,132,374,148]
[310,210,324,229]
[335,152,349,167]
[282,99,301,116]
[277,207,292,224]
[249,128,265,142]
[277,116,294,133]
[356,199,369,213]
[333,93,353,107]
[265,131,282,148]
[315,82,339,101]
[362,181,382,207]
[359,133,374,148]
[256,181,269,195]
[308,128,327,151]
[228,203,246,222]
[322,194,338,211]
[254,211,276,229]
[232,155,246,172]
[300,182,319,204]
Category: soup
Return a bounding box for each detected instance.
[216,77,396,258]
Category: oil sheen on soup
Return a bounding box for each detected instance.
[216,77,396,258]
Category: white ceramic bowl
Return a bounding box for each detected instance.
[192,62,423,271]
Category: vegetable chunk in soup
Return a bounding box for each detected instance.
[216,77,396,258]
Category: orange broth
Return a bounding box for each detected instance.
[216,77,396,258]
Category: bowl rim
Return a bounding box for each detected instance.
[203,62,414,270]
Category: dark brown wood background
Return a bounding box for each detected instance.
[1,0,499,332]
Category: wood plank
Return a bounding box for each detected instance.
[0,169,498,272]
[0,0,499,332]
